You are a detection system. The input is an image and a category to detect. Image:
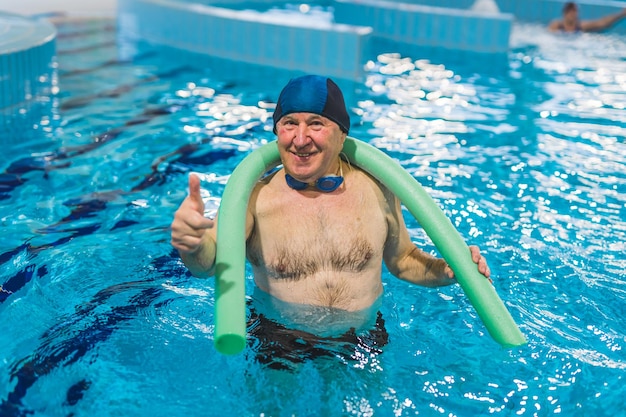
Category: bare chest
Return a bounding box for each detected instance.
[247,177,389,281]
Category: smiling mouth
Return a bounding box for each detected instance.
[292,151,316,158]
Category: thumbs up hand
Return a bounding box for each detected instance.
[171,174,215,255]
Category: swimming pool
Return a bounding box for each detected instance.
[1,15,625,417]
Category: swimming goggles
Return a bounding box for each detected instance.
[285,173,344,192]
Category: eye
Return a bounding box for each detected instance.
[281,119,297,129]
[309,120,324,130]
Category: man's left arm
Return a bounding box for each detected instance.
[382,193,490,287]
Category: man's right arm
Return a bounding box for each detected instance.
[171,174,217,277]
[178,229,217,278]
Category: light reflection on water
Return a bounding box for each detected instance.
[0,17,625,417]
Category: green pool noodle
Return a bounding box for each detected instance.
[215,137,527,354]
[214,141,282,355]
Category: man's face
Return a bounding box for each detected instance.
[564,7,579,26]
[275,112,346,184]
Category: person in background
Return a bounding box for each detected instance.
[548,2,626,33]
[170,75,492,366]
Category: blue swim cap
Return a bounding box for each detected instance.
[273,75,350,134]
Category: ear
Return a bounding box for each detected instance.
[337,134,346,152]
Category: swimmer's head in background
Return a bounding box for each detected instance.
[272,75,350,134]
[563,1,577,14]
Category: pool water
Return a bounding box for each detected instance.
[1,16,625,417]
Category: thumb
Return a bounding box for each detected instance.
[187,174,206,216]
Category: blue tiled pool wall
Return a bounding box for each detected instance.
[333,0,512,54]
[0,40,56,107]
[117,0,372,81]
[0,41,54,108]
[147,0,512,54]
[0,14,57,137]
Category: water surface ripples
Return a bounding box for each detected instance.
[0,18,625,417]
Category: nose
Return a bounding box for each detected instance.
[292,123,311,147]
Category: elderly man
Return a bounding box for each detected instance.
[171,74,490,317]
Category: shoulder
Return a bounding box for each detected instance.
[349,165,388,192]
[348,165,397,211]
[252,168,280,192]
[248,169,279,211]
[548,19,564,32]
